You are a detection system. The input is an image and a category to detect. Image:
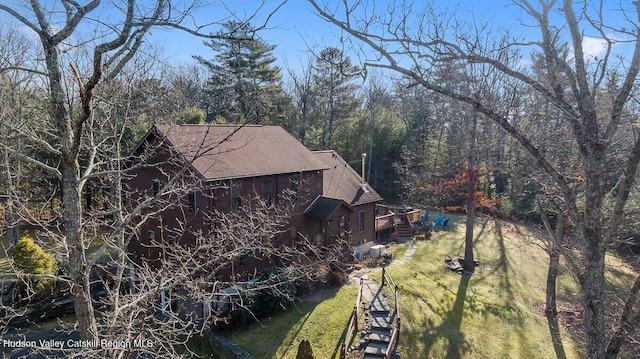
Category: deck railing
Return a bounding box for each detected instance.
[403,209,422,224]
[375,213,395,231]
[342,278,364,358]
[382,267,401,359]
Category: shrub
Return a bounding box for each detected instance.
[12,233,58,293]
[253,267,297,316]
[227,267,297,326]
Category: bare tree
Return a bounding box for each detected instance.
[307,0,640,357]
[0,1,345,358]
[0,24,41,249]
[286,57,316,146]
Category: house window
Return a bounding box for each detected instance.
[313,218,325,245]
[160,289,171,317]
[289,175,300,204]
[340,216,347,232]
[144,230,155,258]
[358,211,365,233]
[188,190,197,213]
[127,262,136,294]
[231,183,242,212]
[262,179,272,207]
[152,179,161,197]
[147,229,155,243]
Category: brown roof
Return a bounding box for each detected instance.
[314,150,383,206]
[151,125,328,180]
[304,196,353,219]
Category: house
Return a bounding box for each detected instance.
[311,150,384,258]
[126,124,387,280]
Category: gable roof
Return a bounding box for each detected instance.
[314,150,383,206]
[304,196,354,219]
[146,125,328,181]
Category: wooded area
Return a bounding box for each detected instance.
[1,1,640,358]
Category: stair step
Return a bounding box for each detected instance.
[370,298,391,312]
[364,343,389,356]
[371,305,391,314]
[371,315,393,329]
[369,331,391,343]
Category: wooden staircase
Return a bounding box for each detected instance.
[364,293,396,358]
[361,267,400,359]
[394,209,421,239]
[343,268,400,359]
[395,222,412,239]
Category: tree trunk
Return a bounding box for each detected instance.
[545,233,568,358]
[540,211,567,359]
[62,158,98,341]
[462,167,477,274]
[583,232,606,359]
[582,161,607,359]
[462,113,478,274]
[545,212,564,317]
[545,244,560,316]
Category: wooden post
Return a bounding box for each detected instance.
[354,305,359,332]
[382,267,386,287]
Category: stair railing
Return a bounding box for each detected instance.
[342,277,364,358]
[382,267,400,359]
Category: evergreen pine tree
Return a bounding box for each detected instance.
[194,21,290,125]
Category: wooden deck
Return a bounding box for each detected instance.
[375,212,394,231]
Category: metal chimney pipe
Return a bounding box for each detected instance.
[361,153,367,184]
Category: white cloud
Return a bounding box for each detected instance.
[582,36,608,60]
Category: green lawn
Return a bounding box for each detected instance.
[387,216,585,358]
[231,215,638,359]
[229,285,359,358]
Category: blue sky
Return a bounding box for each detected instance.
[155,1,512,66]
[1,1,633,75]
[154,1,343,68]
[153,0,629,72]
[153,0,558,75]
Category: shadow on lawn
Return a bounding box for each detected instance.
[420,274,471,359]
[425,219,529,357]
[263,286,343,359]
[274,306,317,359]
[445,274,470,359]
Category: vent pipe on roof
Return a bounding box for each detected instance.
[361,153,366,184]
[361,153,369,193]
